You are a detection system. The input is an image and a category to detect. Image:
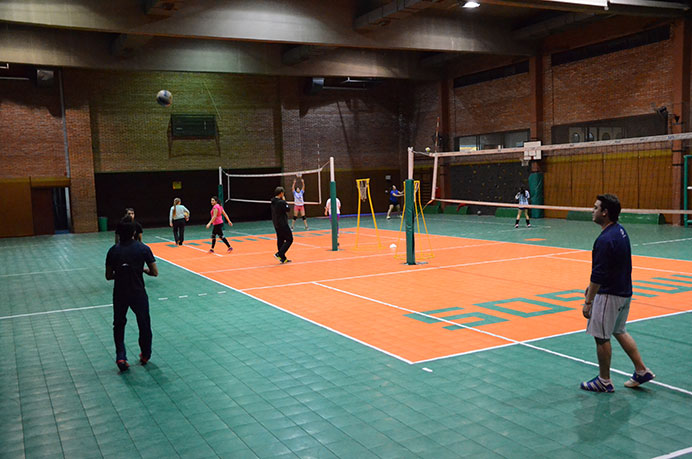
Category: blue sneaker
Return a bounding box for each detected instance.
[624,369,655,388]
[580,376,614,393]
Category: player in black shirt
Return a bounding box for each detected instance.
[106,217,158,372]
[114,208,143,243]
[271,187,293,263]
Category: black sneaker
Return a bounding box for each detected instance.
[274,253,281,261]
[116,360,129,372]
[139,353,150,365]
[281,258,292,264]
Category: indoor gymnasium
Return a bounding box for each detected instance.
[2,1,692,458]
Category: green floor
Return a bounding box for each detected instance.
[2,215,692,458]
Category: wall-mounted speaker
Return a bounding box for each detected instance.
[305,77,324,95]
[36,69,55,88]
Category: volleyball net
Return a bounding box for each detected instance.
[219,161,330,206]
[411,132,692,223]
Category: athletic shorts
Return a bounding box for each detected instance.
[294,205,305,212]
[586,294,631,339]
[211,223,224,236]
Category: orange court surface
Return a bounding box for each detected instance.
[150,227,692,364]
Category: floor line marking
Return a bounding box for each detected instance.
[151,254,413,364]
[314,282,692,397]
[0,304,113,320]
[640,237,692,246]
[0,267,91,278]
[651,446,692,459]
[155,236,222,257]
[201,241,506,275]
[242,248,580,291]
[544,255,692,275]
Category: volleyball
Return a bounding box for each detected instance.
[425,147,431,152]
[156,90,172,107]
[477,210,482,215]
[389,243,396,249]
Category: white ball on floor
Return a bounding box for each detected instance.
[389,243,397,249]
[477,210,482,215]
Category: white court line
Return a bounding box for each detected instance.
[155,236,222,257]
[0,267,91,278]
[652,446,692,459]
[314,282,692,397]
[202,241,506,275]
[640,237,692,246]
[152,254,414,364]
[545,255,692,276]
[0,303,112,320]
[242,247,578,291]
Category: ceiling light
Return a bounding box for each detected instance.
[462,1,480,8]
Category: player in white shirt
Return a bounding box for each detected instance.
[291,176,309,230]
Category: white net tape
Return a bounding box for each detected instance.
[221,161,330,205]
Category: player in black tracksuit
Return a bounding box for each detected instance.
[271,187,293,263]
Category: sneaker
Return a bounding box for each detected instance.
[514,224,519,228]
[116,360,129,372]
[624,369,655,388]
[386,216,391,220]
[139,353,149,365]
[527,223,531,228]
[208,249,214,253]
[580,376,614,393]
[227,247,233,253]
[281,258,292,264]
[274,253,281,261]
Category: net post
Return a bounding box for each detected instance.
[404,178,415,265]
[218,167,224,204]
[407,147,414,180]
[329,157,338,251]
[685,155,690,227]
[431,155,439,201]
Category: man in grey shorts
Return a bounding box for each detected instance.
[581,194,655,393]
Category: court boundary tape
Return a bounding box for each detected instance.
[0,267,91,277]
[652,446,692,459]
[315,283,692,397]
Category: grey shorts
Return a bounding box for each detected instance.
[586,294,631,339]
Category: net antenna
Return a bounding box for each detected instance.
[418,132,692,222]
[354,178,381,250]
[220,161,329,206]
[394,179,434,260]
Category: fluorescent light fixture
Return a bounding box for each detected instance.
[463,1,480,7]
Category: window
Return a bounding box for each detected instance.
[552,114,665,144]
[454,130,530,152]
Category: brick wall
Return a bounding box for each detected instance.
[0,79,65,177]
[543,39,673,140]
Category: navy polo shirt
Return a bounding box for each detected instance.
[591,222,632,297]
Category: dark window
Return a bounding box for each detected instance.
[453,61,529,88]
[453,129,530,151]
[551,26,670,66]
[551,114,666,144]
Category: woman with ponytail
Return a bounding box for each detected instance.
[169,198,190,246]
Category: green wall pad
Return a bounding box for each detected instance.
[443,205,459,214]
[423,203,442,214]
[567,211,663,224]
[495,208,518,218]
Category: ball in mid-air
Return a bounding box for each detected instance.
[477,210,482,215]
[389,243,396,249]
[425,147,431,152]
[156,90,172,107]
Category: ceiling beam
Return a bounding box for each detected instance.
[0,0,531,55]
[478,0,688,16]
[0,22,437,79]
